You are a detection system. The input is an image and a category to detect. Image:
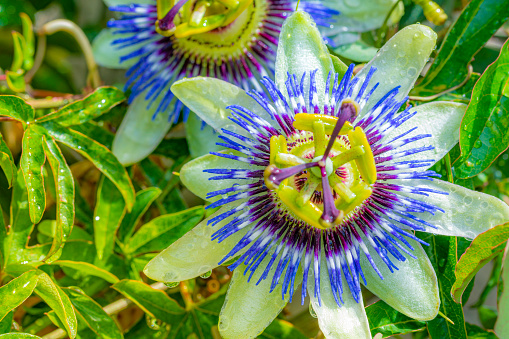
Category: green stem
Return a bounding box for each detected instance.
[39,19,101,88]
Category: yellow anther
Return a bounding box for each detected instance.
[278,185,329,230]
[333,182,356,203]
[348,127,377,185]
[335,181,372,216]
[275,153,306,167]
[313,120,326,156]
[296,178,320,207]
[331,145,365,168]
[293,113,353,135]
[189,1,208,26]
[269,135,287,165]
[175,14,226,38]
[414,0,448,26]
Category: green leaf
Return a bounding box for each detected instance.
[117,187,161,244]
[495,243,509,337]
[0,133,15,188]
[63,287,123,339]
[37,87,125,126]
[51,260,119,284]
[42,121,135,210]
[366,300,426,338]
[454,40,509,178]
[0,334,41,338]
[0,96,34,127]
[329,54,348,81]
[42,135,75,262]
[94,176,126,261]
[412,0,509,96]
[20,124,46,224]
[4,172,48,265]
[10,31,25,71]
[20,13,34,70]
[5,71,25,93]
[467,323,499,338]
[34,270,77,338]
[112,280,185,324]
[124,206,204,255]
[0,270,38,322]
[0,311,12,334]
[479,306,498,330]
[452,223,509,303]
[259,319,308,339]
[420,234,467,339]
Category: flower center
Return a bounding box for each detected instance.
[156,0,253,38]
[264,101,377,230]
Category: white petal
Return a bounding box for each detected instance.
[92,28,139,69]
[355,24,437,118]
[180,151,259,201]
[361,238,440,321]
[143,203,249,282]
[393,179,509,239]
[381,101,467,167]
[112,91,172,165]
[219,257,302,339]
[171,77,276,135]
[275,11,334,106]
[308,256,371,339]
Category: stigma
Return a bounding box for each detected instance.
[263,101,377,230]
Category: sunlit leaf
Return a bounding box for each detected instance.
[117,187,161,244]
[42,121,135,210]
[494,243,509,337]
[37,87,125,126]
[452,223,509,303]
[0,334,41,338]
[112,280,185,323]
[5,71,25,93]
[0,311,13,334]
[20,124,46,224]
[50,260,119,284]
[42,135,74,262]
[413,0,509,96]
[124,206,204,255]
[0,270,38,322]
[366,300,426,338]
[63,287,123,339]
[0,133,15,188]
[454,40,509,178]
[94,176,126,261]
[10,31,25,71]
[34,270,77,338]
[0,96,34,127]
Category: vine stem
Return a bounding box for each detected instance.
[41,282,167,339]
[25,34,47,83]
[39,19,101,89]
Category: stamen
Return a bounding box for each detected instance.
[275,153,306,166]
[293,113,353,135]
[348,127,377,184]
[331,145,365,168]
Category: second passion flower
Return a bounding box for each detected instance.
[144,11,509,339]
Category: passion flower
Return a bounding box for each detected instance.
[93,0,338,165]
[143,12,509,339]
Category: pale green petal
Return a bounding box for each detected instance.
[112,92,172,166]
[171,77,275,134]
[381,102,467,167]
[143,203,249,282]
[361,238,439,321]
[104,0,154,6]
[355,24,437,118]
[219,257,302,339]
[393,179,509,239]
[185,112,223,158]
[180,151,258,200]
[494,244,509,337]
[92,28,138,69]
[308,256,371,339]
[275,11,333,106]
